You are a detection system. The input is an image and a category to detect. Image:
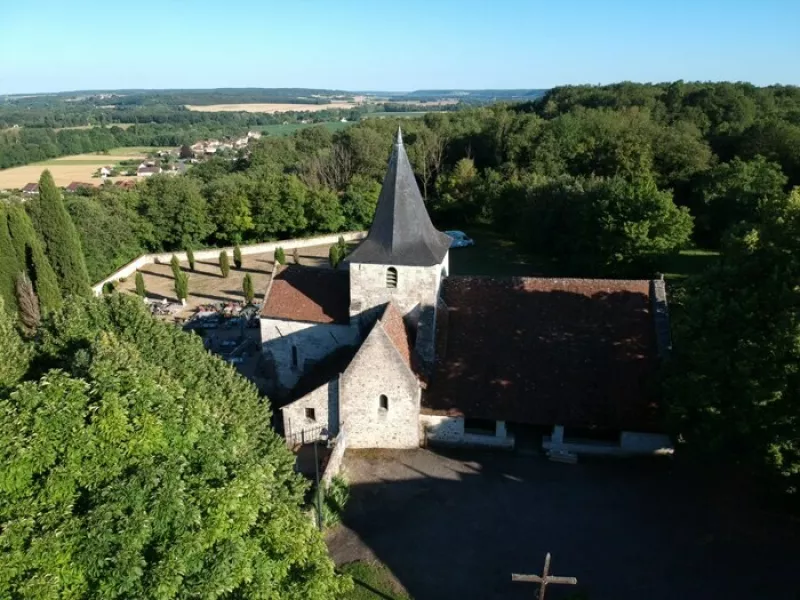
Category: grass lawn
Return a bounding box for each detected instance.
[339,561,411,600]
[660,248,720,280]
[446,223,556,277]
[261,121,352,136]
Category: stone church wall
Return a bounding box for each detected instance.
[260,318,358,390]
[282,379,340,445]
[349,253,448,321]
[341,325,421,448]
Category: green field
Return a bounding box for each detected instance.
[363,111,430,119]
[339,561,411,600]
[260,121,352,136]
[661,248,720,280]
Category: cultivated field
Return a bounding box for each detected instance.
[0,147,164,188]
[185,102,356,113]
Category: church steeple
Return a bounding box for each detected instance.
[347,128,451,267]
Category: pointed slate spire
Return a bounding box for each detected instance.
[348,129,452,266]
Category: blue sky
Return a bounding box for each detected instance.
[2,0,799,94]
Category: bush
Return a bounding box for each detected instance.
[274,246,286,265]
[186,248,195,271]
[329,244,342,268]
[233,244,242,269]
[316,475,350,528]
[102,281,116,295]
[219,250,230,277]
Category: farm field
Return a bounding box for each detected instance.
[186,102,357,113]
[261,121,352,136]
[363,111,430,119]
[0,147,164,188]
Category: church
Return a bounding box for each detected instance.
[260,129,672,456]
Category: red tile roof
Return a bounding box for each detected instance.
[65,181,92,192]
[424,276,660,431]
[261,265,350,325]
[379,303,412,369]
[21,183,38,193]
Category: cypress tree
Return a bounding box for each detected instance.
[219,251,230,278]
[0,210,20,314]
[187,248,195,271]
[135,271,146,297]
[242,273,254,304]
[174,271,189,302]
[170,255,181,279]
[0,296,29,390]
[233,244,242,269]
[15,273,40,334]
[5,203,61,313]
[27,170,91,297]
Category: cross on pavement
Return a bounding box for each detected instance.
[511,552,578,600]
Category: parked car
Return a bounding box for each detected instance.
[445,230,475,248]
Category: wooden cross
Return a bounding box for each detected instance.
[511,553,578,600]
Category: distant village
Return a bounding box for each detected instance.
[14,130,263,197]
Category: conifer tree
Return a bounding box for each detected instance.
[174,271,189,302]
[186,248,195,271]
[0,296,29,389]
[233,244,243,269]
[170,254,181,279]
[219,250,230,278]
[274,246,286,265]
[135,271,146,297]
[15,273,40,334]
[5,204,61,313]
[26,170,90,297]
[0,210,19,314]
[242,273,254,304]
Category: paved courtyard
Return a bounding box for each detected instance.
[328,448,800,600]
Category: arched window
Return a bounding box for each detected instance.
[386,267,398,288]
[379,394,389,411]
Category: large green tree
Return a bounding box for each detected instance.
[25,170,90,297]
[666,189,800,497]
[0,297,29,389]
[1,295,349,598]
[138,175,213,250]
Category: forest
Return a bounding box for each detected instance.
[0,82,798,599]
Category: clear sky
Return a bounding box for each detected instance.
[2,0,799,94]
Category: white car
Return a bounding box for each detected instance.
[445,230,475,248]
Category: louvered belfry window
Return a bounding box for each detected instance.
[386,267,398,288]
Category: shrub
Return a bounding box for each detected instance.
[329,244,342,269]
[170,254,181,279]
[219,250,230,278]
[102,281,116,295]
[233,244,242,269]
[187,248,195,271]
[274,246,286,265]
[317,475,350,528]
[293,247,300,264]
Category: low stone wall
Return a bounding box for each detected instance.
[420,414,515,449]
[92,231,367,296]
[321,427,348,488]
[543,431,673,457]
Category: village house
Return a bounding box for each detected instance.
[262,129,672,457]
[64,181,93,193]
[21,183,39,195]
[136,165,162,177]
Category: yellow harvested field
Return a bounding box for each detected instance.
[185,102,356,113]
[0,164,138,188]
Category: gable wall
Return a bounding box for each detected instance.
[341,325,421,448]
[282,379,339,444]
[260,318,358,390]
